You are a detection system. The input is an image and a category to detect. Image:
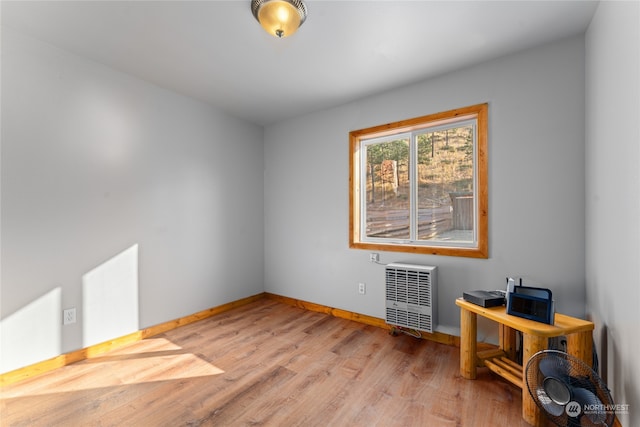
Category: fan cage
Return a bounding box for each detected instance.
[525,350,615,427]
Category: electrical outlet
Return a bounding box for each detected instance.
[369,253,379,263]
[358,283,366,295]
[63,308,76,325]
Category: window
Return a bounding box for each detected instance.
[349,103,488,258]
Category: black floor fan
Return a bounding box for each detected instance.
[525,350,616,426]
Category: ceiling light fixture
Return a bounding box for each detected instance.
[251,0,307,38]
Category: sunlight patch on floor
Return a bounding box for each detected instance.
[0,338,224,398]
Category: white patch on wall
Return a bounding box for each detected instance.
[0,287,62,373]
[82,244,139,347]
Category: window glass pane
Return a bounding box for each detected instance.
[350,103,487,258]
[365,138,410,239]
[416,125,474,243]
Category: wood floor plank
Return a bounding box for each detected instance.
[0,298,533,426]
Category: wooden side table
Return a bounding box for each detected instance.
[455,298,594,427]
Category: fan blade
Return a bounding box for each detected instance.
[536,387,565,417]
[572,387,606,424]
[539,354,569,379]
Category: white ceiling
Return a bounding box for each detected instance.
[2,0,599,126]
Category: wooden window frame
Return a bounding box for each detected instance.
[349,103,488,258]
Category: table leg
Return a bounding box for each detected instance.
[460,308,477,379]
[499,324,517,360]
[566,331,593,368]
[522,334,547,427]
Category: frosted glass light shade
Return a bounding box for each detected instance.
[251,0,307,38]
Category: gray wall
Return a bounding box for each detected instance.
[0,29,265,373]
[585,2,640,426]
[264,35,587,338]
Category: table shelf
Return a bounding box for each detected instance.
[484,356,523,389]
[476,348,523,389]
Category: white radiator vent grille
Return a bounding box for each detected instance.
[385,263,437,333]
[386,309,432,332]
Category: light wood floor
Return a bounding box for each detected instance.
[1,298,531,426]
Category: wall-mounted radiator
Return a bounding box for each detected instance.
[385,263,437,333]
